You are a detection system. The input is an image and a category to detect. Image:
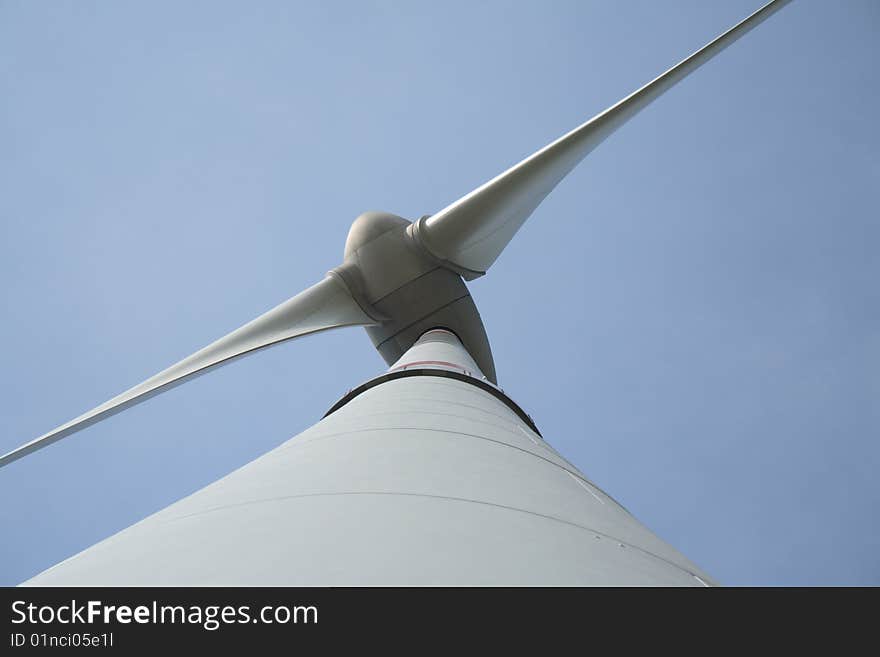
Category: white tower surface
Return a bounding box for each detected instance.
[24,330,715,586]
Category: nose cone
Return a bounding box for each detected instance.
[344,211,411,260]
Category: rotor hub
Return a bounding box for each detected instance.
[330,211,497,383]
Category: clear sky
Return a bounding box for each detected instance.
[1,0,877,586]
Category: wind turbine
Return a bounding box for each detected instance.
[3,0,793,585]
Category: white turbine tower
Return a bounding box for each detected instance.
[2,0,792,586]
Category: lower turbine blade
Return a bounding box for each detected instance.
[1,276,377,468]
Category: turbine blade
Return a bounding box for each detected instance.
[413,0,793,278]
[1,276,376,468]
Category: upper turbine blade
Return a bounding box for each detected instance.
[1,276,377,468]
[412,0,793,279]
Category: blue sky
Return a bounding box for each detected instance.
[1,0,877,586]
